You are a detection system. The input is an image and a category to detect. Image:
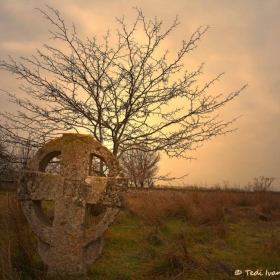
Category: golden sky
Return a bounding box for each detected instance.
[0,0,279,188]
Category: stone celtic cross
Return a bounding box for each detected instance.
[18,133,127,278]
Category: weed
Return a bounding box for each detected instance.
[0,193,46,279]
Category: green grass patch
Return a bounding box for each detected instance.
[2,191,280,279]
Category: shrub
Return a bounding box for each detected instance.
[247,176,276,192]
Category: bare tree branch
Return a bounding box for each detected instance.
[0,6,247,163]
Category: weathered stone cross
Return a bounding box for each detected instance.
[18,134,127,278]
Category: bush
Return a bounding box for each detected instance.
[247,176,276,192]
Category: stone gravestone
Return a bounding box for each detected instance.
[18,133,127,278]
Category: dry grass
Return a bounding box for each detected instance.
[122,190,280,279]
[260,234,280,259]
[125,190,280,226]
[0,194,46,280]
[1,189,280,279]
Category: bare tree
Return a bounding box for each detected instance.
[0,134,36,179]
[247,176,276,192]
[0,141,11,178]
[15,139,36,169]
[0,6,246,164]
[121,146,160,187]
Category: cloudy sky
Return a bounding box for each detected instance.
[0,0,279,189]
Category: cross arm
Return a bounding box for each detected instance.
[84,176,127,206]
[18,171,64,200]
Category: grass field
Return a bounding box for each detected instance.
[1,189,280,279]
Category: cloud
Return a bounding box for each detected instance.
[0,0,279,187]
